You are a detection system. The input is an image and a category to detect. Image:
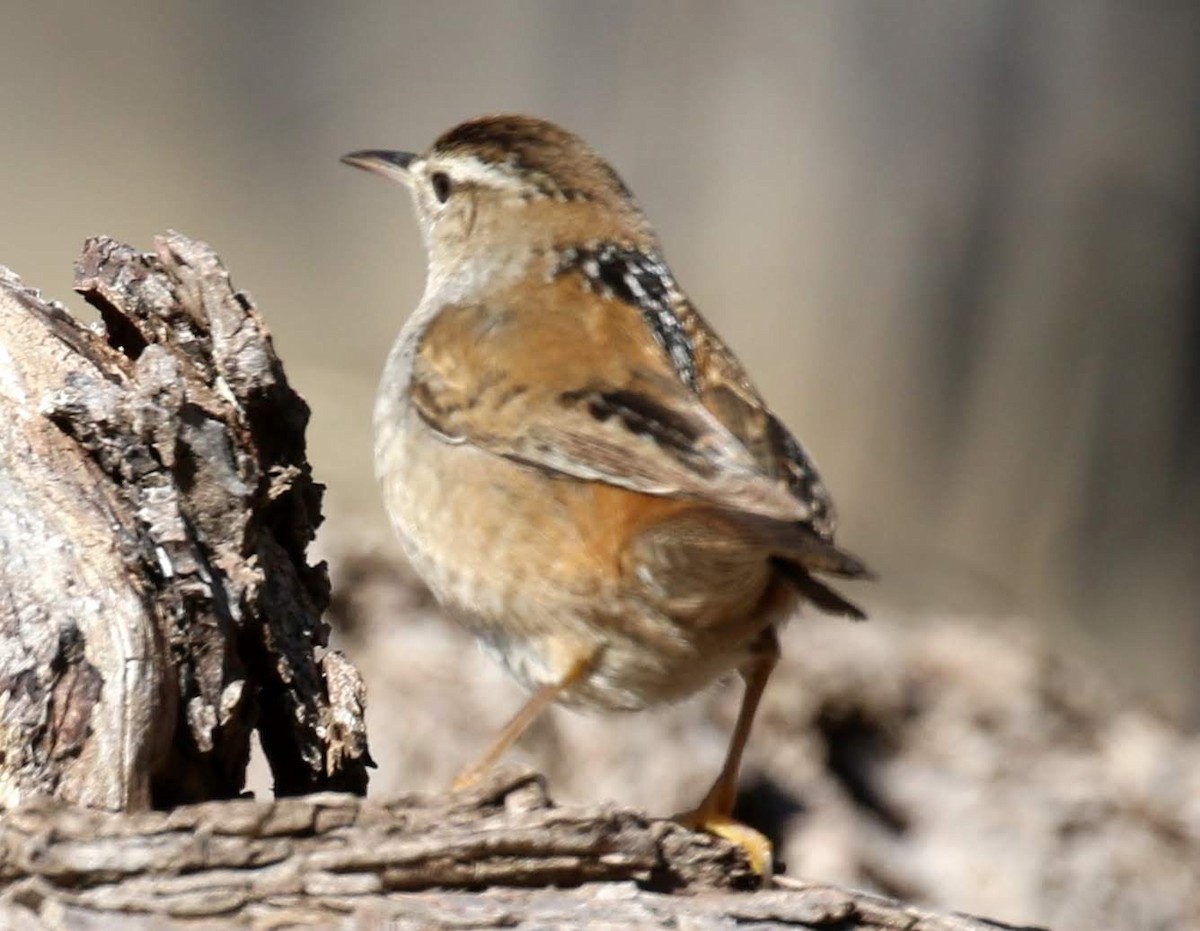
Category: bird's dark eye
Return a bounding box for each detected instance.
[431,172,452,203]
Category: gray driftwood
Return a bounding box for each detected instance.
[0,234,370,810]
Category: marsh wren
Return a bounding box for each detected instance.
[342,115,870,875]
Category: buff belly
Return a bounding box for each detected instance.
[375,412,787,712]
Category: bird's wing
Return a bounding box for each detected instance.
[678,300,840,539]
[407,289,823,526]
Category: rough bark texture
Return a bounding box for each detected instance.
[0,234,370,810]
[0,768,1034,930]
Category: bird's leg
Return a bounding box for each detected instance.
[675,626,780,877]
[452,653,593,791]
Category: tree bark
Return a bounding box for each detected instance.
[0,234,370,811]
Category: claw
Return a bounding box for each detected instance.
[674,807,774,880]
[451,770,480,792]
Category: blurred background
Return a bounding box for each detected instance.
[3,1,1195,717]
[4,3,1199,925]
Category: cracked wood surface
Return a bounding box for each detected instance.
[0,769,1037,930]
[0,235,370,810]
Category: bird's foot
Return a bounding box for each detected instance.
[450,764,486,792]
[673,807,774,880]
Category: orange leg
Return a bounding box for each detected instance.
[452,653,593,790]
[675,627,780,877]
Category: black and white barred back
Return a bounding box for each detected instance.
[554,242,837,537]
[555,244,698,391]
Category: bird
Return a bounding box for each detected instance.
[341,115,871,876]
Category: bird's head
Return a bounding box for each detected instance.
[342,115,655,285]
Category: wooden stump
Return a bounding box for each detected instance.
[0,234,370,812]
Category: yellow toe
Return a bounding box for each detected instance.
[451,766,485,792]
[674,809,774,879]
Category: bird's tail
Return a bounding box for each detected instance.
[771,557,868,620]
[754,520,874,620]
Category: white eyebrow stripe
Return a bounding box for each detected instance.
[434,154,526,191]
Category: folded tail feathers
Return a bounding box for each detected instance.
[772,557,869,621]
[729,511,875,581]
[803,540,874,580]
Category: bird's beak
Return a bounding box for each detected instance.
[340,149,417,186]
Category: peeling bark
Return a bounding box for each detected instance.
[0,234,370,810]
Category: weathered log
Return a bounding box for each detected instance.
[0,234,370,811]
[0,768,1036,930]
